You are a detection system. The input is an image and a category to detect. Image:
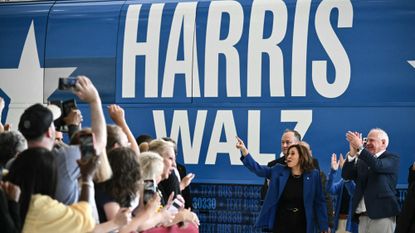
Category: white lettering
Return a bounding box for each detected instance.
[205,1,243,97]
[313,0,353,98]
[248,0,287,97]
[280,110,312,138]
[205,110,242,165]
[291,0,311,97]
[169,110,207,164]
[122,4,164,98]
[162,2,200,98]
[247,110,275,164]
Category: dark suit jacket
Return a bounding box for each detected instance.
[342,149,400,219]
[177,163,192,209]
[242,154,328,233]
[395,181,415,233]
[407,164,415,184]
[0,188,21,233]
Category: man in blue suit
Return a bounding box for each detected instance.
[342,128,400,233]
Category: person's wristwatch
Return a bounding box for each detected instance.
[357,145,364,154]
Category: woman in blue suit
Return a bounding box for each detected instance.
[236,137,329,233]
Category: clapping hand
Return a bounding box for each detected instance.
[331,153,345,171]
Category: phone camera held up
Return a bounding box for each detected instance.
[143,179,157,205]
[79,132,96,161]
[58,77,77,90]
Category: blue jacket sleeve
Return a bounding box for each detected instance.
[343,180,356,196]
[327,169,342,195]
[241,154,272,179]
[314,171,329,231]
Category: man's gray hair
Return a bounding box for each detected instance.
[0,130,28,165]
[370,128,389,148]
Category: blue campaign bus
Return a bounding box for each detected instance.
[1,0,414,231]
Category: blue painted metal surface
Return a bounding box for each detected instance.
[0,0,414,187]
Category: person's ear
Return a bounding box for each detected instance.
[46,127,54,139]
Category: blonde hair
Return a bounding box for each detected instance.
[137,151,164,181]
[148,139,174,158]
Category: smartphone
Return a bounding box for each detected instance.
[58,77,77,90]
[143,179,157,205]
[167,198,182,213]
[79,132,95,160]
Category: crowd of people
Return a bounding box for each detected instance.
[0,75,414,233]
[0,76,198,233]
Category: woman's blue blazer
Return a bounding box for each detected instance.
[241,154,329,233]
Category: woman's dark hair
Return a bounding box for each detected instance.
[136,134,153,145]
[6,148,57,222]
[287,144,314,173]
[105,147,141,207]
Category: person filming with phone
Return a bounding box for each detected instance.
[9,75,107,206]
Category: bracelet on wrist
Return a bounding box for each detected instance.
[81,180,93,187]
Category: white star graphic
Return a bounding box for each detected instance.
[0,21,76,126]
[409,60,415,69]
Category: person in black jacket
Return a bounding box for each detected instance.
[343,129,400,233]
[261,129,301,200]
[0,181,21,233]
[395,163,415,233]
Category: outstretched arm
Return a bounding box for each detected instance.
[236,136,272,178]
[73,76,107,155]
[108,104,140,155]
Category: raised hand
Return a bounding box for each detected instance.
[338,153,345,168]
[235,136,249,156]
[346,131,363,156]
[63,109,83,126]
[180,173,195,191]
[113,208,132,228]
[108,104,126,126]
[73,76,100,104]
[0,181,21,202]
[331,153,340,171]
[77,154,100,181]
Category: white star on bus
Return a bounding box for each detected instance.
[0,20,76,126]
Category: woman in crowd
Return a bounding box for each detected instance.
[6,147,98,233]
[95,147,172,233]
[235,137,329,233]
[94,147,142,222]
[148,140,200,228]
[327,153,357,233]
[136,151,199,233]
